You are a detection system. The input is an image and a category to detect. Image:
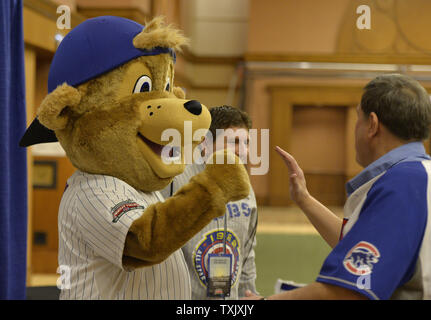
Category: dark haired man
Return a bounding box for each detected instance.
[246,73,431,300]
[161,105,258,300]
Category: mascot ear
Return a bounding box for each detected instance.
[133,16,190,51]
[37,83,81,130]
[173,86,186,99]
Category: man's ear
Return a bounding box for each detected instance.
[367,112,379,138]
[173,86,186,99]
[37,83,81,130]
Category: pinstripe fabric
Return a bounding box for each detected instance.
[160,164,258,299]
[58,171,191,300]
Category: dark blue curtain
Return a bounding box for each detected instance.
[0,0,28,299]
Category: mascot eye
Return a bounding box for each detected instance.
[165,77,170,92]
[133,75,152,93]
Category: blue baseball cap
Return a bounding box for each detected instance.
[48,16,176,93]
[21,16,176,147]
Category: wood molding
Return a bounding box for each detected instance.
[346,105,362,177]
[24,0,85,27]
[186,85,237,91]
[267,85,363,106]
[31,250,58,274]
[172,70,191,89]
[269,96,293,206]
[245,53,431,65]
[23,0,86,53]
[255,195,269,206]
[303,172,347,206]
[268,85,364,206]
[32,156,76,273]
[175,70,233,91]
[174,67,242,91]
[25,48,36,282]
[77,7,149,25]
[181,48,243,65]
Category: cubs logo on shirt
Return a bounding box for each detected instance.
[193,230,240,288]
[343,241,380,276]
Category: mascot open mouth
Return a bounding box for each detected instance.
[138,132,181,162]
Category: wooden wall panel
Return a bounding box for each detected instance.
[268,91,293,206]
[291,105,346,174]
[247,0,431,64]
[304,173,346,206]
[268,85,363,206]
[345,105,362,181]
[32,156,76,273]
[23,1,85,54]
[23,0,85,278]
[23,6,63,53]
[24,47,36,280]
[290,105,347,207]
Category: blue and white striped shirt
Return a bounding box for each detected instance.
[58,171,191,300]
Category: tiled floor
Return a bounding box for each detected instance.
[29,205,344,287]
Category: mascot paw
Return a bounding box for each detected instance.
[203,149,250,202]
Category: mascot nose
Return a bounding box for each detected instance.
[183,100,202,115]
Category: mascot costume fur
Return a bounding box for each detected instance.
[20,16,249,300]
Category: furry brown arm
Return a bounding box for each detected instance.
[122,150,250,269]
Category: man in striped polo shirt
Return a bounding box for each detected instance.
[246,73,431,300]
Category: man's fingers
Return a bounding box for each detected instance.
[275,146,301,173]
[275,145,289,158]
[242,290,263,300]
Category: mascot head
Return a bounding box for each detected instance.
[21,16,211,191]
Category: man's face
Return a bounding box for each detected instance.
[354,104,371,167]
[212,126,249,163]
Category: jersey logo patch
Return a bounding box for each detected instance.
[193,230,240,289]
[111,199,144,223]
[343,241,380,276]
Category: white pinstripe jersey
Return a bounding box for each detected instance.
[160,164,258,300]
[58,170,191,300]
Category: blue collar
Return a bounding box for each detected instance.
[346,142,431,196]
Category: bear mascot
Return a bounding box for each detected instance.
[20,16,249,300]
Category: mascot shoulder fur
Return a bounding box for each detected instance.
[21,16,249,300]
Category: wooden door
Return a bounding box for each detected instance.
[268,85,363,206]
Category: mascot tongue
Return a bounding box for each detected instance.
[138,132,164,155]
